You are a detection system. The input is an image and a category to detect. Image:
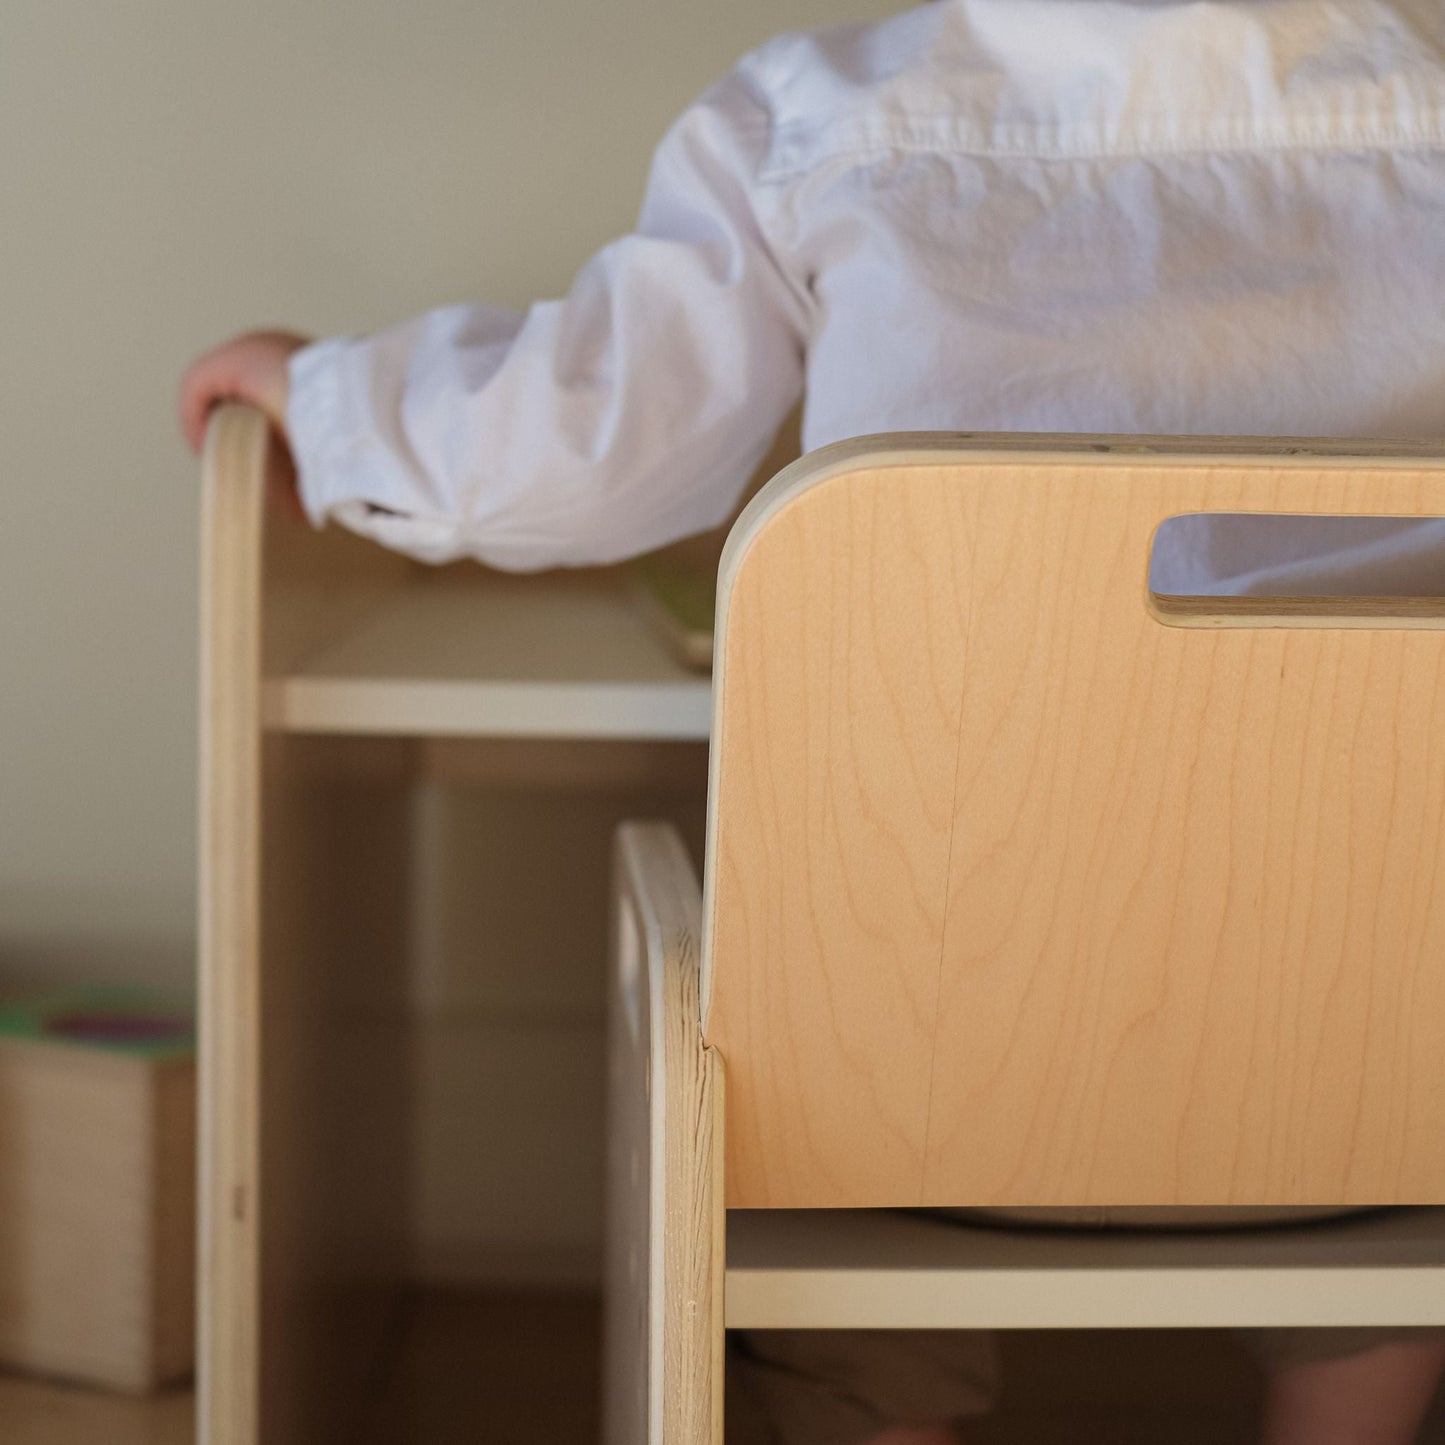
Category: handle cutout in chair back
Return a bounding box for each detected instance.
[1148,513,1445,625]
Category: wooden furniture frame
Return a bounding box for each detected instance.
[197,404,724,1444]
[200,407,417,1445]
[605,435,1445,1445]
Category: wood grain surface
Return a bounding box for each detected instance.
[706,447,1445,1209]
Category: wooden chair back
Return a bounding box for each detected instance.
[702,435,1445,1210]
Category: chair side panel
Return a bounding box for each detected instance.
[706,469,975,1207]
[709,455,1445,1209]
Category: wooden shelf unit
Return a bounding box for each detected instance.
[199,407,717,1445]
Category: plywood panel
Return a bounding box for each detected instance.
[198,407,267,1445]
[266,576,712,740]
[410,1015,606,1287]
[602,824,722,1445]
[403,764,706,1020]
[200,407,417,1445]
[0,1377,194,1445]
[402,749,707,1287]
[706,467,974,1206]
[726,1207,1445,1328]
[256,733,415,1445]
[705,441,1445,1209]
[926,461,1445,1207]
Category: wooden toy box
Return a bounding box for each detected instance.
[0,993,195,1393]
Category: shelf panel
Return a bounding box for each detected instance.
[264,577,713,740]
[726,1207,1445,1330]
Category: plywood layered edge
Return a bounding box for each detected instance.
[603,823,722,1445]
[267,675,711,739]
[198,404,268,1445]
[726,1208,1445,1330]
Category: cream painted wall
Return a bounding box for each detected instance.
[0,0,897,991]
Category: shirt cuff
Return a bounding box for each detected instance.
[286,337,469,564]
[286,336,357,531]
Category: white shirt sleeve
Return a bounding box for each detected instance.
[285,61,807,571]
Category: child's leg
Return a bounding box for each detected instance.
[1252,1331,1445,1445]
[726,1329,997,1444]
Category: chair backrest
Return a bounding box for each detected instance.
[701,435,1445,1211]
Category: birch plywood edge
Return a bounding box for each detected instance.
[700,433,1445,1211]
[606,825,723,1445]
[199,405,269,1445]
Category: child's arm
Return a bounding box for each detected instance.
[184,57,805,571]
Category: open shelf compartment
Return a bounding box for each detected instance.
[263,572,712,740]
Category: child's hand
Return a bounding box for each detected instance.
[178,330,310,455]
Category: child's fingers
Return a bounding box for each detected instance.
[177,355,219,453]
[178,349,250,453]
[178,333,304,454]
[179,350,306,519]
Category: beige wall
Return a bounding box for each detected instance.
[0,0,894,992]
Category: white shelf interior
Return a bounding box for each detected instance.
[264,575,713,740]
[726,1207,1445,1331]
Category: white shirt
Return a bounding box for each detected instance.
[287,0,1445,592]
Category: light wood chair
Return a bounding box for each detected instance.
[603,433,1445,1445]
